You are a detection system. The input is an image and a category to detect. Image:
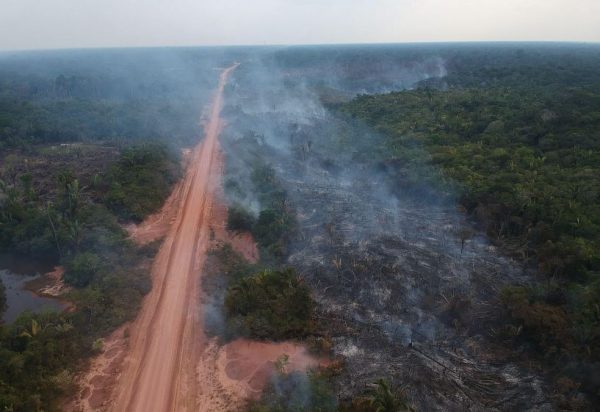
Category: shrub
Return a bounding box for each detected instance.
[248,371,337,412]
[227,204,256,232]
[501,286,574,356]
[106,142,181,221]
[211,244,258,281]
[253,208,296,256]
[63,252,104,287]
[247,163,297,257]
[225,268,313,339]
[340,379,413,412]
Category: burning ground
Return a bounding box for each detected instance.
[216,57,565,410]
[3,45,596,411]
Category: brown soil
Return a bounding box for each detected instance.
[34,266,69,297]
[109,64,240,412]
[66,326,130,411]
[217,339,327,398]
[209,175,259,263]
[125,149,194,246]
[0,143,120,206]
[23,266,75,313]
[68,64,322,412]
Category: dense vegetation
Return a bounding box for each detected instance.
[0,143,179,256]
[338,379,413,412]
[250,164,297,256]
[0,97,200,149]
[209,244,260,283]
[0,140,179,409]
[225,268,314,340]
[226,204,256,233]
[0,48,223,150]
[226,163,296,259]
[341,50,600,394]
[221,139,310,341]
[250,373,413,412]
[248,371,337,412]
[0,49,207,409]
[2,43,600,409]
[106,143,181,221]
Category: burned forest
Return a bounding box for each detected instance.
[1,42,599,412]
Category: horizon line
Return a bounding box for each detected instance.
[1,39,599,54]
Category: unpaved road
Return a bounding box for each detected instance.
[111,64,238,412]
[70,63,323,412]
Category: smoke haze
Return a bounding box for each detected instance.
[1,0,599,51]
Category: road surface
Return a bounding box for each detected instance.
[111,64,239,412]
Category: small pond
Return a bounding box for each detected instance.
[0,254,68,324]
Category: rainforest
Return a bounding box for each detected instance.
[0,43,599,411]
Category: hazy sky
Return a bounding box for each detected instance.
[1,0,599,50]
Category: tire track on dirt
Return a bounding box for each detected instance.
[110,63,239,412]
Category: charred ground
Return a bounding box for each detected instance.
[1,44,599,411]
[217,44,600,411]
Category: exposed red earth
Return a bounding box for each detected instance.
[110,63,239,412]
[69,65,325,412]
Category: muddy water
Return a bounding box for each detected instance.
[0,254,66,323]
[0,252,54,275]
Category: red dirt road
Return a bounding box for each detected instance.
[110,64,239,412]
[69,64,325,412]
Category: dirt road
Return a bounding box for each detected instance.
[110,64,238,412]
[70,63,324,412]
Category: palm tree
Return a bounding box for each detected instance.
[54,321,74,357]
[54,321,74,334]
[57,171,85,219]
[19,319,43,338]
[67,218,83,251]
[46,202,63,259]
[366,379,412,412]
[274,354,289,374]
[66,179,84,219]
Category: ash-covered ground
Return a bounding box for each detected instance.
[283,160,552,411]
[218,56,560,411]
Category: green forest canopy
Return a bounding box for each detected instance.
[341,60,600,391]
